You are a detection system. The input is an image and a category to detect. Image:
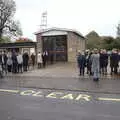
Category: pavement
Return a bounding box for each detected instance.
[1,62,120,94]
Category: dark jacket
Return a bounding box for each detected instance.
[23,53,29,66]
[3,54,8,65]
[12,53,17,65]
[77,54,86,69]
[100,53,108,67]
[0,54,2,64]
[110,53,119,67]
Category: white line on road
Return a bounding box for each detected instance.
[98,97,120,102]
[0,88,120,102]
[0,89,19,93]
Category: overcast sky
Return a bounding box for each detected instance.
[15,0,120,40]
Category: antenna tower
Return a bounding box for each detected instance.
[40,12,47,31]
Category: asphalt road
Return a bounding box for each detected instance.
[0,87,120,120]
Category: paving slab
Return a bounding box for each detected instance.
[2,63,120,94]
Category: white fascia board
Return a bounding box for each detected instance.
[41,30,68,36]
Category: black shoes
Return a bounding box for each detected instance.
[93,78,99,81]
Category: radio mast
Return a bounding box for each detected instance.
[40,11,47,31]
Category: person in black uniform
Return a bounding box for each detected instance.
[110,49,119,75]
[12,51,18,73]
[100,49,108,75]
[23,52,29,71]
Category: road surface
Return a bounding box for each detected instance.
[0,87,120,120]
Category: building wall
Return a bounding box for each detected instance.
[67,32,85,62]
[36,31,86,62]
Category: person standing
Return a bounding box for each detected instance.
[87,51,93,75]
[77,50,86,76]
[100,49,104,74]
[23,52,29,71]
[118,50,120,75]
[85,50,90,74]
[37,52,43,68]
[42,50,48,68]
[17,52,23,73]
[7,52,12,72]
[2,51,8,74]
[103,49,108,75]
[12,52,18,73]
[0,51,4,77]
[31,53,35,69]
[110,49,119,75]
[100,49,108,75]
[0,51,4,71]
[91,49,100,81]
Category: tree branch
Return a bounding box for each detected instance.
[4,25,16,31]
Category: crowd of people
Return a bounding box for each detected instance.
[0,50,48,75]
[0,48,120,80]
[77,49,120,81]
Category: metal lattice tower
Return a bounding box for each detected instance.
[40,12,47,31]
[117,22,120,37]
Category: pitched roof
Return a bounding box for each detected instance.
[0,42,36,48]
[34,27,85,39]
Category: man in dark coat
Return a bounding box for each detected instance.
[100,49,108,75]
[23,52,29,71]
[2,51,8,74]
[12,52,18,73]
[0,51,3,64]
[42,51,48,67]
[31,53,35,69]
[110,49,119,75]
[77,50,86,76]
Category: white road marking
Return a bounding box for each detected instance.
[0,89,19,93]
[0,88,120,102]
[75,94,91,101]
[98,97,120,102]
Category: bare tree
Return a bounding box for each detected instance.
[0,0,22,41]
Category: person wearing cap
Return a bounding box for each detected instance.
[77,50,86,76]
[91,48,100,81]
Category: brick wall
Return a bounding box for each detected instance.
[36,33,42,53]
[67,32,85,62]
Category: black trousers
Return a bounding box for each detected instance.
[101,67,107,74]
[12,63,18,73]
[111,66,118,74]
[23,65,28,71]
[79,67,85,76]
[18,64,23,73]
[7,65,12,72]
[38,63,42,68]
